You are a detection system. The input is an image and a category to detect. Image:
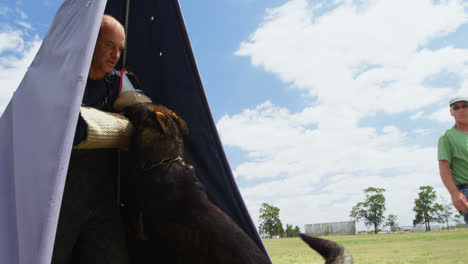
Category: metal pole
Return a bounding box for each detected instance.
[122,0,130,67]
[118,0,130,207]
[117,149,121,207]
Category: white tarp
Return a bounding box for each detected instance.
[0,1,106,263]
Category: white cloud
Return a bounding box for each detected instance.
[0,29,41,116]
[0,6,42,117]
[0,29,24,53]
[410,111,424,120]
[218,101,439,228]
[15,8,27,19]
[412,128,431,136]
[15,20,32,29]
[430,107,453,123]
[236,0,468,116]
[220,0,468,230]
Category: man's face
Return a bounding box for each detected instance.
[450,101,468,124]
[89,22,125,80]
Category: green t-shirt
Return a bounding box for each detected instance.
[438,127,468,185]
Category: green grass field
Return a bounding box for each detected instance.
[263,229,468,264]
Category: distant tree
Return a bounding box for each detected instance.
[384,214,399,232]
[436,203,456,231]
[452,214,464,225]
[294,225,301,236]
[285,224,295,237]
[285,224,301,237]
[412,186,442,231]
[349,187,386,234]
[285,224,293,237]
[259,203,284,237]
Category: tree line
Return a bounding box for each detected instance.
[258,185,463,237]
[258,203,301,237]
[350,186,462,233]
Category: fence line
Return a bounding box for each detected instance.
[304,221,356,236]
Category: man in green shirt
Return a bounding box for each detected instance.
[438,96,468,224]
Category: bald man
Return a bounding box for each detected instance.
[52,15,130,264]
[89,15,125,80]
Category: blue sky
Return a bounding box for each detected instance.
[1,0,468,232]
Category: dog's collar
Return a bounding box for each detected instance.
[142,156,182,171]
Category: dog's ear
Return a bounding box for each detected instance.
[122,105,143,129]
[170,112,188,136]
[154,111,170,135]
[122,105,136,120]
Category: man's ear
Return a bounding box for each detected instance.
[170,112,188,136]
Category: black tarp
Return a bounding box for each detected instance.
[105,0,269,259]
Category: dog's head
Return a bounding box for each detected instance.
[123,103,188,169]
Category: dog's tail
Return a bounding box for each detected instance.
[299,233,353,264]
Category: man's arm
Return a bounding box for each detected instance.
[439,160,468,213]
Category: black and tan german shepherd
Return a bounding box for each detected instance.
[123,103,353,264]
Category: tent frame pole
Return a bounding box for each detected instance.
[117,0,130,208]
[122,0,130,67]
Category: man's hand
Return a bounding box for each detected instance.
[451,190,468,213]
[439,160,468,213]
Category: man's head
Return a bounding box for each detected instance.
[450,96,468,124]
[89,15,125,80]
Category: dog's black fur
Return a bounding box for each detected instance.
[123,103,353,264]
[123,103,270,264]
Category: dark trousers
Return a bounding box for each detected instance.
[52,149,129,264]
[457,186,468,225]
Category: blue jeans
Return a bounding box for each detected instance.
[458,188,468,225]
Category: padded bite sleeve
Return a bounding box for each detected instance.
[73,106,133,150]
